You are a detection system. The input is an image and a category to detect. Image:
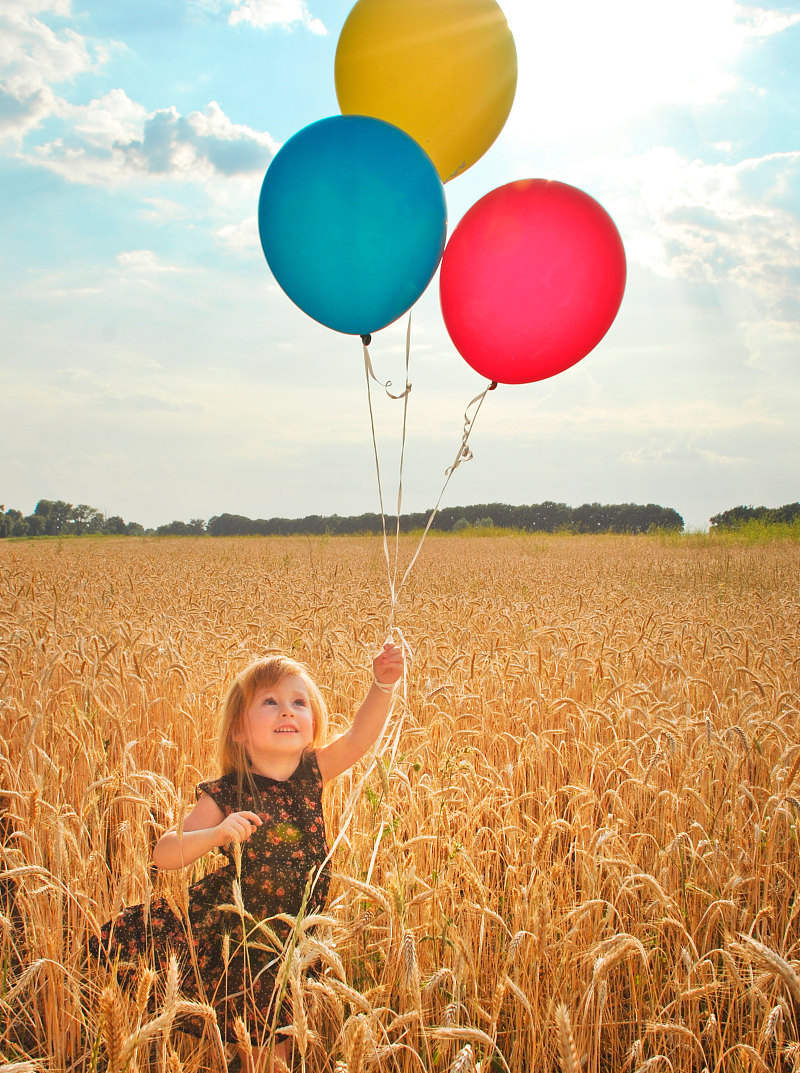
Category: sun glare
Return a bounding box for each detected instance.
[503,0,752,139]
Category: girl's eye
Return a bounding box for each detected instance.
[293,698,308,707]
[264,697,277,706]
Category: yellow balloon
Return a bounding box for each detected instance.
[335,0,517,183]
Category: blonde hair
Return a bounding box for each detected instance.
[218,654,329,778]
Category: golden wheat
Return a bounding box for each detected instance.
[1,532,799,1072]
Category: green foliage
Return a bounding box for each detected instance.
[0,499,146,538]
[206,501,685,537]
[156,518,206,536]
[710,502,800,529]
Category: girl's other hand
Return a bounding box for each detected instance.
[214,810,262,849]
[373,640,404,688]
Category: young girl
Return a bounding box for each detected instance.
[90,641,404,1068]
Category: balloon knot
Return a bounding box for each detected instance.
[489,381,498,391]
[361,334,372,346]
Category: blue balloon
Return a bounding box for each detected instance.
[258,115,447,336]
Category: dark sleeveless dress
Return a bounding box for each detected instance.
[89,751,330,1044]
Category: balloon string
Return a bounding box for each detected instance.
[352,330,494,890]
[323,328,490,917]
[362,317,414,636]
[390,314,413,625]
[362,335,398,621]
[391,379,496,606]
[361,322,496,625]
[363,340,411,402]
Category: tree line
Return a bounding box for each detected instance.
[1,497,685,538]
[202,500,685,536]
[3,498,795,541]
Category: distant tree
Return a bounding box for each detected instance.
[126,522,145,536]
[338,512,382,535]
[711,503,799,529]
[104,515,128,535]
[35,499,72,535]
[453,518,470,532]
[647,505,684,532]
[773,502,800,525]
[188,518,206,534]
[207,513,253,536]
[710,505,765,529]
[299,515,325,535]
[537,501,573,531]
[24,514,45,536]
[157,520,196,536]
[70,503,103,535]
[1,509,28,537]
[573,503,604,532]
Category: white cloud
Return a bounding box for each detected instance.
[140,195,194,223]
[224,0,326,33]
[619,439,749,467]
[503,0,799,138]
[594,148,800,319]
[115,100,277,177]
[26,96,277,185]
[216,214,259,252]
[741,318,800,372]
[116,250,186,274]
[0,0,100,140]
[0,5,93,91]
[0,81,55,139]
[503,395,784,439]
[61,87,145,143]
[15,251,195,305]
[2,1,279,183]
[745,6,800,36]
[0,0,72,14]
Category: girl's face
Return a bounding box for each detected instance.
[237,673,315,761]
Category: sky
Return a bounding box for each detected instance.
[2,0,799,532]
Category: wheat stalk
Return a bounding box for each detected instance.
[736,934,800,1005]
[555,1005,580,1073]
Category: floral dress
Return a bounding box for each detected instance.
[90,751,330,1043]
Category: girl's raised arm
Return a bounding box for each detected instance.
[316,641,404,785]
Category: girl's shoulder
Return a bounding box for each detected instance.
[299,748,324,785]
[195,772,238,807]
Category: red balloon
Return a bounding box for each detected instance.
[439,179,626,385]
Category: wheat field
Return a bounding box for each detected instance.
[2,532,799,1073]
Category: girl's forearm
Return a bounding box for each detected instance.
[152,826,222,871]
[346,681,395,753]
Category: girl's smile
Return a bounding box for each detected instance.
[237,674,315,766]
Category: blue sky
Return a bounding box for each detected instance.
[2,0,799,531]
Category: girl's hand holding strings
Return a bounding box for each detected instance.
[316,641,405,785]
[214,810,262,849]
[373,640,404,692]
